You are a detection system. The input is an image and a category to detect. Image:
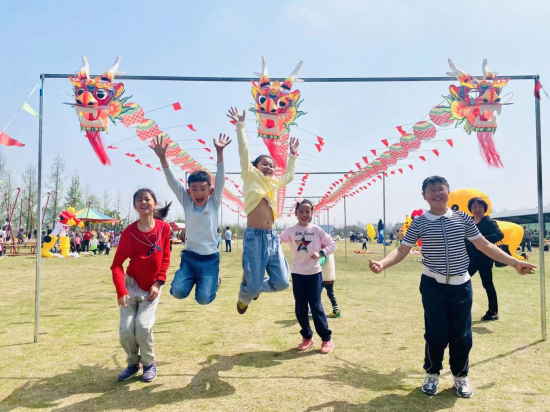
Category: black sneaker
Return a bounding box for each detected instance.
[117,364,140,382]
[481,311,499,321]
[142,363,157,382]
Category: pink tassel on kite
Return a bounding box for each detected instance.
[477,132,503,168]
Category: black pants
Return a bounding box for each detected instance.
[292,273,332,341]
[225,239,231,252]
[468,261,498,313]
[362,243,367,250]
[323,283,339,312]
[521,239,532,252]
[76,244,81,253]
[82,240,90,252]
[99,241,105,253]
[104,246,110,256]
[420,275,472,377]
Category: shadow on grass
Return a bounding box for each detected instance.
[274,319,299,328]
[0,349,316,411]
[305,387,458,412]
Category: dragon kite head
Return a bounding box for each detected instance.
[69,56,129,165]
[443,59,510,168]
[445,59,509,135]
[250,57,305,139]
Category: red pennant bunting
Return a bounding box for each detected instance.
[156,167,161,171]
[396,126,407,136]
[107,145,118,149]
[204,148,211,153]
[315,144,322,152]
[370,149,377,156]
[317,136,325,146]
[432,149,440,156]
[384,173,388,177]
[362,156,369,164]
[344,174,348,179]
[0,132,24,147]
[368,183,371,186]
[381,139,389,147]
[355,163,362,170]
[135,159,143,165]
[398,168,403,174]
[535,79,543,100]
[187,124,196,131]
[409,165,414,170]
[125,153,136,157]
[225,177,229,180]
[377,176,382,180]
[172,102,182,110]
[198,139,206,145]
[145,164,153,169]
[210,157,214,160]
[339,179,344,183]
[420,156,426,161]
[446,139,454,147]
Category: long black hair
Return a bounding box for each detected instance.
[133,188,171,220]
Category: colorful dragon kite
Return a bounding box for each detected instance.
[250,57,305,217]
[442,59,510,168]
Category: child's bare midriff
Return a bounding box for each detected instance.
[247,199,274,229]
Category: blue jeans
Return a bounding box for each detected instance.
[238,228,289,305]
[170,250,220,305]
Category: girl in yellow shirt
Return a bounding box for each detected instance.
[227,107,299,314]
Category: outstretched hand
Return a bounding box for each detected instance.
[369,259,384,274]
[227,107,246,123]
[512,259,536,275]
[289,137,299,156]
[214,133,232,151]
[150,134,168,158]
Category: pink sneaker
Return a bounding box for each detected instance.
[320,340,334,354]
[297,338,315,351]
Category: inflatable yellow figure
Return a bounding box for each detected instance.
[447,189,524,260]
[366,223,376,241]
[41,207,85,258]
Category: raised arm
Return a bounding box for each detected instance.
[227,107,250,179]
[212,133,231,208]
[278,137,299,188]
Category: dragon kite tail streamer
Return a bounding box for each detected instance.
[477,131,503,168]
[86,130,111,166]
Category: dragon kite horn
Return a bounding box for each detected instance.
[254,56,270,87]
[80,56,90,79]
[446,58,467,79]
[282,61,303,91]
[482,59,498,80]
[102,55,122,82]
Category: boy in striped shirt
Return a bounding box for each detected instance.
[369,176,535,398]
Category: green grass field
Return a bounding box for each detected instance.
[1,241,549,411]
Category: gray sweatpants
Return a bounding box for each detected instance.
[119,275,160,367]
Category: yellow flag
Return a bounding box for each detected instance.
[21,102,40,118]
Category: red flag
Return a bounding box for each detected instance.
[339,179,343,183]
[368,183,371,186]
[210,157,214,160]
[535,79,543,100]
[301,183,306,186]
[0,132,24,147]
[381,139,388,147]
[179,178,184,182]
[370,149,377,156]
[446,139,454,147]
[107,145,118,149]
[356,163,362,170]
[135,159,143,165]
[317,136,325,146]
[230,120,236,125]
[198,139,206,145]
[145,164,153,169]
[420,156,426,161]
[187,124,196,131]
[384,173,388,177]
[204,148,211,153]
[156,167,161,171]
[362,156,369,164]
[398,168,403,174]
[344,174,348,179]
[378,176,382,180]
[408,164,414,170]
[315,144,322,152]
[225,177,229,180]
[432,149,440,156]
[391,171,395,174]
[125,153,136,157]
[396,126,407,136]
[172,102,182,110]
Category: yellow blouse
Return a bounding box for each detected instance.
[236,122,296,220]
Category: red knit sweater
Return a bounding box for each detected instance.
[111,219,171,299]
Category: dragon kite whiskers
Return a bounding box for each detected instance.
[443,59,510,168]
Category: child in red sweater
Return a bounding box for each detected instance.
[111,188,171,383]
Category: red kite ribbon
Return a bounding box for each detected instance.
[344,174,348,179]
[391,171,395,174]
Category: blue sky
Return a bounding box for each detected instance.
[1,0,550,227]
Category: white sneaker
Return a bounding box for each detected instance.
[421,373,439,395]
[454,376,474,398]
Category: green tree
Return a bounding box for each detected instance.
[20,164,38,235]
[102,189,111,215]
[46,154,66,227]
[65,170,83,210]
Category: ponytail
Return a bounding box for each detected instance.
[133,188,171,221]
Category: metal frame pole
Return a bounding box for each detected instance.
[237,209,240,252]
[34,75,44,343]
[383,173,387,278]
[535,76,547,341]
[344,196,348,262]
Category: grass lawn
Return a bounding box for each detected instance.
[1,240,549,411]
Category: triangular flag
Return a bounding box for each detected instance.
[204,148,211,153]
[344,174,348,179]
[398,168,403,174]
[408,165,414,170]
[384,173,388,177]
[172,102,182,110]
[125,153,136,157]
[368,183,371,186]
[187,124,196,131]
[21,102,41,118]
[107,145,118,149]
[135,159,143,165]
[156,167,161,171]
[396,126,407,136]
[0,131,24,147]
[362,156,369,164]
[145,164,153,169]
[535,79,543,100]
[419,156,426,161]
[317,136,325,146]
[198,139,206,145]
[356,163,362,170]
[391,171,395,175]
[381,139,388,147]
[446,139,454,147]
[432,149,440,156]
[315,144,322,152]
[339,179,343,183]
[370,149,377,156]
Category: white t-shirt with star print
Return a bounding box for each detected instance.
[280,223,337,275]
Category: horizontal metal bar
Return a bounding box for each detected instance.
[43,74,537,82]
[225,171,349,175]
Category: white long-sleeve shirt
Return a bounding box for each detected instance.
[280,223,337,275]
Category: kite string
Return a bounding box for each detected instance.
[2,82,40,132]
